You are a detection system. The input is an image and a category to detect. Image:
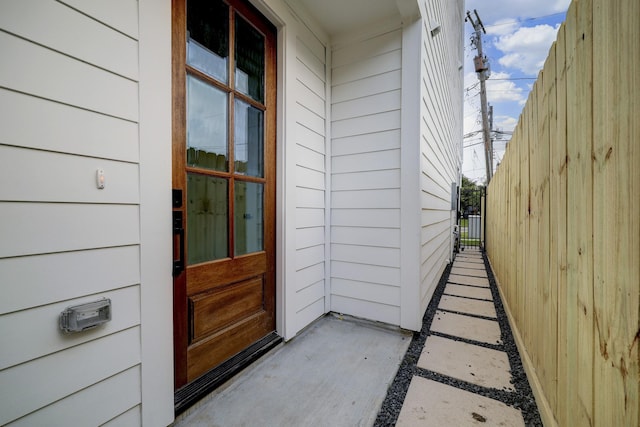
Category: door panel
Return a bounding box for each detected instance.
[190,276,264,341]
[173,0,277,388]
[187,310,273,381]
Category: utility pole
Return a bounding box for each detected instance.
[466,10,493,183]
[489,104,494,171]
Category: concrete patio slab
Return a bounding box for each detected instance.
[438,295,497,318]
[444,283,493,301]
[450,266,488,278]
[396,377,524,427]
[172,314,411,427]
[418,335,514,391]
[447,273,490,287]
[431,310,502,345]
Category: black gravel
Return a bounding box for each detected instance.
[374,250,542,426]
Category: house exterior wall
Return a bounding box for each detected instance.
[0,0,173,425]
[292,24,330,336]
[0,0,462,422]
[0,0,329,421]
[330,26,404,326]
[257,0,331,339]
[417,0,464,313]
[327,0,463,330]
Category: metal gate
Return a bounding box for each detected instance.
[457,186,484,251]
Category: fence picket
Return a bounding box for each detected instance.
[486,0,639,425]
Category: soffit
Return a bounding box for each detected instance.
[292,0,403,35]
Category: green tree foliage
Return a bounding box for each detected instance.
[460,176,483,217]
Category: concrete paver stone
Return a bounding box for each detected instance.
[455,255,483,262]
[396,377,524,427]
[444,283,492,301]
[450,266,488,278]
[438,295,496,319]
[456,251,481,255]
[430,310,502,345]
[448,274,490,287]
[418,335,514,391]
[453,261,486,270]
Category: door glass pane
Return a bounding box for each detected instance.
[234,99,264,177]
[234,181,263,256]
[187,0,228,82]
[187,75,228,171]
[235,14,264,102]
[187,173,228,264]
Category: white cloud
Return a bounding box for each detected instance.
[466,71,526,105]
[485,71,526,104]
[465,0,571,27]
[494,24,560,75]
[494,115,518,132]
[485,19,519,36]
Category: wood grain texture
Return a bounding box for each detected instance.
[552,23,569,427]
[486,0,639,425]
[592,0,640,424]
[568,1,594,422]
[190,276,265,342]
[172,0,278,387]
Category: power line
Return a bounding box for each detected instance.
[464,141,486,148]
[464,77,534,92]
[488,77,537,81]
[483,11,567,29]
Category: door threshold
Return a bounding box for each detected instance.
[174,332,282,415]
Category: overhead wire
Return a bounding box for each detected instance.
[482,11,567,29]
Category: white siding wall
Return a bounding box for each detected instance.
[264,1,331,337]
[0,1,144,424]
[418,0,464,312]
[330,28,403,326]
[293,27,329,335]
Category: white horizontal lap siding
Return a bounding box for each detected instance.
[419,0,464,312]
[330,28,403,326]
[293,27,328,335]
[8,367,141,427]
[0,0,142,425]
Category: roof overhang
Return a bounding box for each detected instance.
[288,0,420,36]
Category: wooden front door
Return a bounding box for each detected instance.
[172,0,277,388]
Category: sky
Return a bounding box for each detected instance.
[463,0,571,184]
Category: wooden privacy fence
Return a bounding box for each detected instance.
[485,0,639,425]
